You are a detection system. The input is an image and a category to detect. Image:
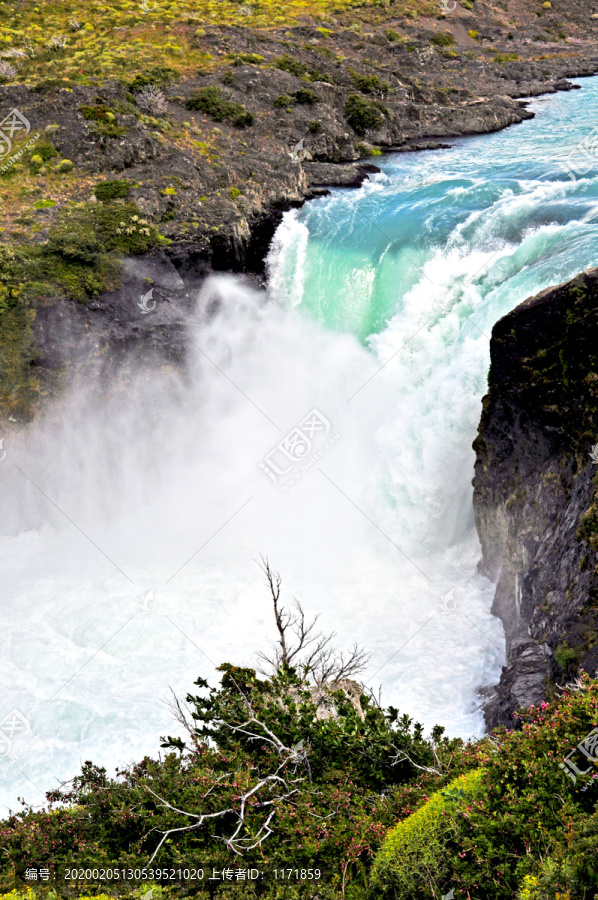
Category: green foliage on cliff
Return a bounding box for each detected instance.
[431,32,456,47]
[349,70,390,95]
[0,245,37,419]
[344,95,389,135]
[0,199,164,416]
[273,54,327,82]
[185,87,255,127]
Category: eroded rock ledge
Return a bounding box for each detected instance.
[473,268,598,729]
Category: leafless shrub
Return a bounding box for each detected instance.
[256,557,370,686]
[0,48,26,59]
[135,84,168,115]
[0,62,17,79]
[69,17,82,30]
[47,35,67,50]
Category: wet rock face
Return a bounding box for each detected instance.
[473,269,598,728]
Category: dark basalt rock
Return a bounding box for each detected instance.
[473,269,598,729]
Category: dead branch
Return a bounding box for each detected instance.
[257,557,370,686]
[144,714,308,862]
[389,744,443,776]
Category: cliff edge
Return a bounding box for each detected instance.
[474,268,598,728]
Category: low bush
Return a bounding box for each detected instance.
[273,53,326,82]
[130,66,178,93]
[344,94,389,135]
[293,87,321,104]
[431,32,456,47]
[350,70,390,95]
[78,104,115,122]
[94,180,131,201]
[231,52,265,66]
[371,674,598,899]
[493,51,520,63]
[185,86,254,127]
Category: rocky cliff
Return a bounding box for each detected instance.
[473,268,598,729]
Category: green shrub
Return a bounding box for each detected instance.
[273,52,308,77]
[35,140,59,162]
[385,28,403,41]
[228,187,241,199]
[0,663,447,895]
[58,159,74,173]
[309,119,322,132]
[554,640,582,674]
[293,87,321,105]
[344,94,389,135]
[372,769,485,898]
[431,32,456,47]
[221,70,236,86]
[94,180,131,201]
[273,53,325,82]
[93,124,128,138]
[350,70,390,94]
[274,93,293,107]
[185,86,254,127]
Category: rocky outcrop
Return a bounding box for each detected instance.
[473,269,598,728]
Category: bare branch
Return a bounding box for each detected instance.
[163,688,206,751]
[257,557,370,687]
[144,710,308,862]
[389,744,442,776]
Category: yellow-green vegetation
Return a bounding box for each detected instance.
[493,51,520,63]
[371,769,485,896]
[0,0,440,88]
[0,891,157,900]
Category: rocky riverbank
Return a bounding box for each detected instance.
[473,268,598,728]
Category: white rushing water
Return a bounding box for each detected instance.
[3,79,598,810]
